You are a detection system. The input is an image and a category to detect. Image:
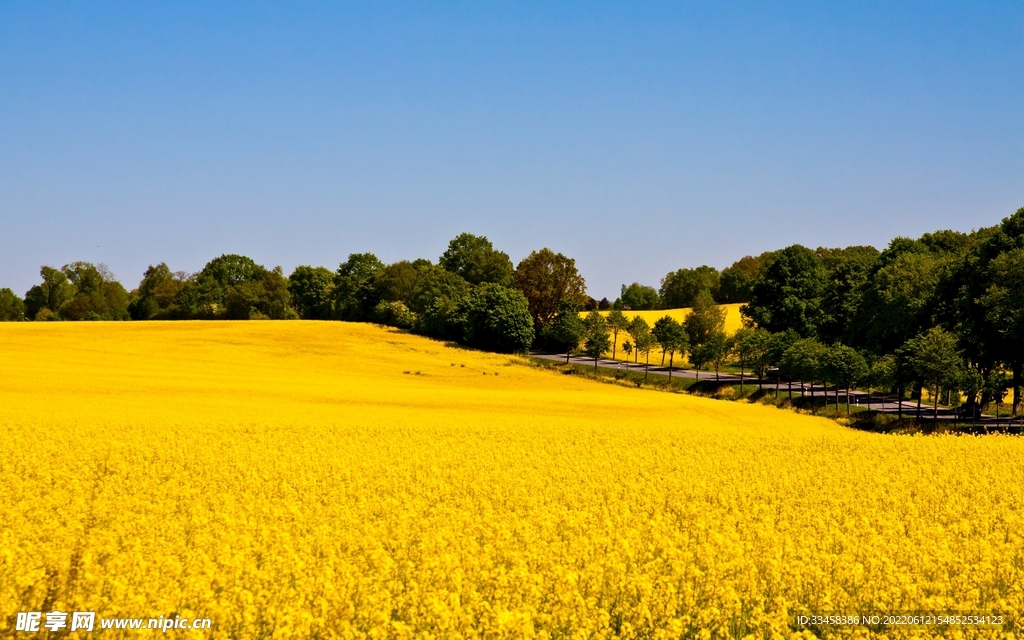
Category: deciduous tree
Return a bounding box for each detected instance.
[513,248,587,329]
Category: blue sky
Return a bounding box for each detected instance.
[1,1,1022,299]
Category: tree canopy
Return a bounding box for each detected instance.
[513,248,587,328]
[439,233,514,287]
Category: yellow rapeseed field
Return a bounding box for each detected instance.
[1,321,1023,638]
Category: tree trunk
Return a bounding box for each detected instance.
[835,384,840,412]
[898,383,903,421]
[1014,363,1022,416]
[668,352,674,382]
[788,380,792,401]
[916,386,922,421]
[933,383,939,423]
[715,363,720,382]
[845,385,851,416]
[775,372,780,399]
[611,330,618,360]
[565,350,571,364]
[661,351,666,366]
[594,356,599,373]
[740,364,745,394]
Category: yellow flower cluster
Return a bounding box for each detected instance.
[1,321,1022,638]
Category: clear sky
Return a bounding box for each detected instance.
[1,2,1022,299]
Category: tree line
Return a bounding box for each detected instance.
[2,207,1023,421]
[549,207,1024,423]
[0,234,588,356]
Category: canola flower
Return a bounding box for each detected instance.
[1,321,1022,638]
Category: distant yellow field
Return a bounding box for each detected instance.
[582,304,745,364]
[2,321,1023,637]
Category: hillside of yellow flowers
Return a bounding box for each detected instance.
[2,321,1023,638]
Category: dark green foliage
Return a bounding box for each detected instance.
[855,245,939,352]
[439,233,514,286]
[170,255,295,320]
[25,263,128,321]
[371,300,417,329]
[513,248,588,328]
[545,299,586,357]
[605,309,629,359]
[129,263,188,320]
[24,266,74,319]
[719,253,773,303]
[377,261,470,315]
[417,294,468,342]
[823,344,870,414]
[660,265,720,308]
[742,245,824,337]
[0,288,26,321]
[683,290,726,348]
[582,310,612,367]
[816,246,879,344]
[652,315,688,380]
[460,284,535,353]
[333,253,386,321]
[617,282,660,310]
[781,338,826,387]
[288,266,336,320]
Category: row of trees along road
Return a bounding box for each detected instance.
[0,234,588,356]
[533,207,1024,422]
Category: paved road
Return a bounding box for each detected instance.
[531,352,1016,428]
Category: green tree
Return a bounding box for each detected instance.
[816,246,880,344]
[617,283,660,310]
[740,328,773,391]
[460,284,535,353]
[981,246,1024,414]
[778,338,826,403]
[582,310,612,372]
[742,244,825,337]
[768,330,800,397]
[24,266,74,319]
[684,290,727,349]
[660,266,720,308]
[703,331,730,382]
[634,329,658,383]
[371,300,417,329]
[719,253,773,303]
[439,233,514,286]
[731,327,754,391]
[621,340,633,362]
[857,248,940,353]
[626,316,652,364]
[869,353,896,395]
[824,344,869,415]
[546,299,587,363]
[333,253,386,321]
[129,263,188,320]
[985,371,1010,426]
[652,316,688,382]
[513,248,587,329]
[288,265,336,319]
[909,327,963,422]
[0,288,26,321]
[605,309,629,359]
